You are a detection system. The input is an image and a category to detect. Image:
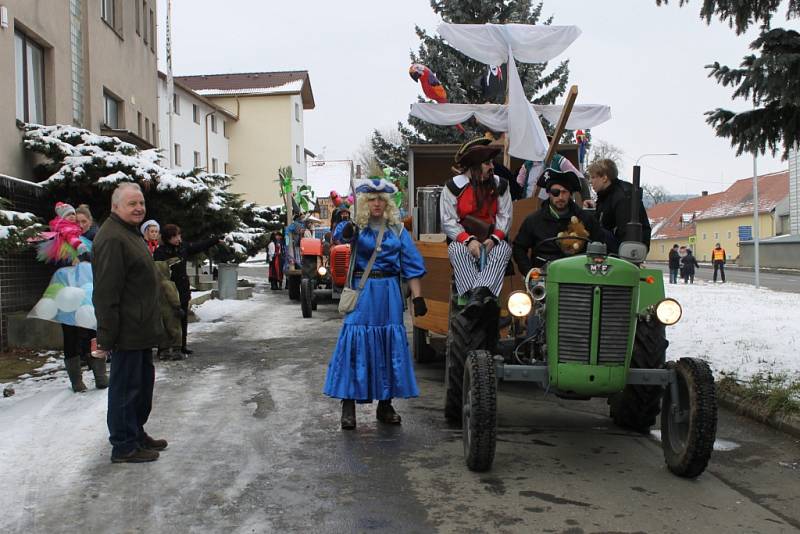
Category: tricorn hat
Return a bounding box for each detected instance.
[541,169,581,193]
[455,137,502,168]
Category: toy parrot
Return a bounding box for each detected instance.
[409,64,465,133]
[575,129,588,168]
[330,190,343,207]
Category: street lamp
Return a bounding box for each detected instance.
[626,153,679,243]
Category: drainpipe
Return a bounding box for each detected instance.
[204,110,214,172]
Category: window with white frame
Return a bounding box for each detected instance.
[15,31,45,124]
[174,143,181,166]
[210,114,217,133]
[137,111,143,136]
[135,0,140,35]
[173,93,180,115]
[727,231,732,239]
[194,151,201,169]
[152,123,157,147]
[103,91,121,128]
[713,232,718,239]
[144,117,150,141]
[223,120,228,138]
[212,158,218,173]
[142,1,148,44]
[296,145,301,163]
[149,9,155,52]
[193,104,200,124]
[224,162,229,174]
[295,102,301,122]
[101,0,115,27]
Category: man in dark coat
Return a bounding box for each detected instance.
[92,183,166,463]
[585,158,651,253]
[513,169,603,274]
[668,244,681,284]
[153,225,220,354]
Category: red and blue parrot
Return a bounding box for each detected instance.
[409,64,465,133]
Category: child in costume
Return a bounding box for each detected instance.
[323,177,428,429]
[155,258,184,360]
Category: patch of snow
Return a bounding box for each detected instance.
[650,430,740,451]
[195,81,304,97]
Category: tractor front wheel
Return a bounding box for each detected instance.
[444,312,487,422]
[287,274,301,301]
[300,278,313,318]
[662,357,717,478]
[609,318,667,433]
[463,350,497,472]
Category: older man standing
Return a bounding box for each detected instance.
[93,183,166,463]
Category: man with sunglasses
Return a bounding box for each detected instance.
[513,169,602,274]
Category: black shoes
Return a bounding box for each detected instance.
[376,400,402,425]
[111,447,159,463]
[181,347,194,355]
[462,286,494,319]
[341,400,356,430]
[142,433,168,451]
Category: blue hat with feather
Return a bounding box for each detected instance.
[354,177,398,195]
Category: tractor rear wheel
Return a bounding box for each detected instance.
[662,357,717,478]
[444,311,487,422]
[463,350,497,472]
[300,278,313,318]
[609,318,667,434]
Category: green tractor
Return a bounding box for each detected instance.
[445,170,718,478]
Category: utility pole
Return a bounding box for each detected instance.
[166,0,174,168]
[753,152,760,288]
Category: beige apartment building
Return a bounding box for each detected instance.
[0,0,160,181]
[178,71,315,206]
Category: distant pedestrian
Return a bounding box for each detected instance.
[668,244,681,284]
[154,224,221,355]
[712,242,726,283]
[92,183,166,463]
[267,232,285,290]
[141,219,161,255]
[155,258,184,360]
[681,248,700,284]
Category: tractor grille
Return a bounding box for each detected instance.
[558,284,593,363]
[557,284,633,364]
[598,286,633,364]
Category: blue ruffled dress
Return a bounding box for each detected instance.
[323,223,426,401]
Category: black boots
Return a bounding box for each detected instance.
[64,357,87,392]
[341,400,356,430]
[376,400,401,424]
[88,357,108,389]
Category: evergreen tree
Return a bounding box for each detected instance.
[371,1,571,174]
[657,1,800,158]
[0,196,43,255]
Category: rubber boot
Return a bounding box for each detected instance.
[89,357,109,389]
[64,357,87,392]
[376,400,402,424]
[341,400,356,430]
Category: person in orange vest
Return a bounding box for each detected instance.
[712,242,726,283]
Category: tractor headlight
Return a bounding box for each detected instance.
[317,266,328,277]
[655,298,682,325]
[507,291,533,318]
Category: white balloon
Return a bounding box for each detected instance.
[74,305,97,330]
[31,298,59,320]
[55,287,85,313]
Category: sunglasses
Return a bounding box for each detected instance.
[549,187,570,196]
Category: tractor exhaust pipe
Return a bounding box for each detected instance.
[624,165,643,244]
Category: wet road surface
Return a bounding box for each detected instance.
[3,276,800,533]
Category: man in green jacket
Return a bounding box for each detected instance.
[93,182,166,463]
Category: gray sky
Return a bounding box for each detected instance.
[158,0,796,194]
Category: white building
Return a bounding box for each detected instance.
[306,159,354,199]
[157,72,237,172]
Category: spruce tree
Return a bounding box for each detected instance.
[657,1,800,158]
[0,196,43,255]
[372,0,571,174]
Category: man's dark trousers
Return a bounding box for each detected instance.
[713,260,726,282]
[107,349,154,456]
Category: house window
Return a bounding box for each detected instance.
[702,233,706,240]
[210,114,217,133]
[173,93,180,115]
[70,0,84,126]
[296,144,301,163]
[101,0,115,27]
[727,231,732,239]
[149,9,155,52]
[223,120,228,138]
[193,151,201,168]
[142,1,148,44]
[224,162,229,174]
[174,143,181,166]
[135,1,140,35]
[212,158,218,173]
[103,91,121,128]
[152,123,157,147]
[660,244,665,253]
[713,232,719,239]
[15,31,45,124]
[193,104,200,124]
[137,111,143,136]
[295,102,301,122]
[144,117,150,141]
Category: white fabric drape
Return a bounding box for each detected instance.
[435,23,582,161]
[409,103,611,132]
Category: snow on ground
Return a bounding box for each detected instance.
[664,277,800,381]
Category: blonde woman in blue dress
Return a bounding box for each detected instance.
[323,178,428,429]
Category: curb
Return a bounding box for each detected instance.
[717,390,800,440]
[649,261,800,275]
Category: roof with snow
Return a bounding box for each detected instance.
[648,192,723,241]
[695,171,789,220]
[306,160,354,198]
[176,71,315,109]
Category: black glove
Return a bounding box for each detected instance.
[412,297,427,317]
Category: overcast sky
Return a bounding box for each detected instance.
[157,0,797,195]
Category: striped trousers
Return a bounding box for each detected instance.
[448,240,512,297]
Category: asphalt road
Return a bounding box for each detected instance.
[5,275,800,533]
[649,262,800,294]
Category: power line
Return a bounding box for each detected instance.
[618,153,723,186]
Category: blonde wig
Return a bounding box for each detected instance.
[354,192,401,228]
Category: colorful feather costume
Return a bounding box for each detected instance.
[34,216,91,264]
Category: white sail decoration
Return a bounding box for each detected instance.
[435,23,582,161]
[410,103,611,132]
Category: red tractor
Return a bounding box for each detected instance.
[297,237,351,318]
